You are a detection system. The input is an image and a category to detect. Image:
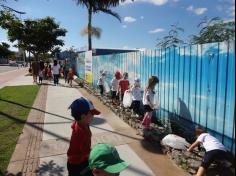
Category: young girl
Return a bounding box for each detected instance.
[67,68,74,87]
[38,70,43,84]
[97,71,106,96]
[130,78,142,115]
[111,70,121,104]
[142,76,159,129]
[118,72,130,101]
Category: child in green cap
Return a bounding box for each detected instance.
[83,143,129,176]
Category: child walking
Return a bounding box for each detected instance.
[110,70,121,104]
[142,76,159,129]
[38,70,43,84]
[67,68,74,87]
[130,78,142,115]
[97,71,106,96]
[67,97,100,176]
[118,72,130,101]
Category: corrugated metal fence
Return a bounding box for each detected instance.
[74,41,235,153]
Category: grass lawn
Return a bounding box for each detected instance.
[0,85,40,175]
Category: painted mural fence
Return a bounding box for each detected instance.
[74,41,235,153]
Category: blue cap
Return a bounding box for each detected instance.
[69,97,100,115]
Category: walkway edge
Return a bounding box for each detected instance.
[6,85,48,176]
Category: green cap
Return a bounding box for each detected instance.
[89,143,129,173]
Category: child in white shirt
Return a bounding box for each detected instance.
[130,78,142,115]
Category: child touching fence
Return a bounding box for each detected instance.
[142,76,159,129]
[110,70,121,104]
[130,78,142,115]
[118,72,130,101]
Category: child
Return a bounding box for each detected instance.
[67,97,100,176]
[84,143,129,176]
[67,68,74,87]
[187,127,228,176]
[110,70,121,104]
[118,72,130,101]
[130,78,142,115]
[142,76,159,129]
[97,71,106,96]
[38,70,43,84]
[47,65,52,82]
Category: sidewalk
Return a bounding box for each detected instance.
[3,70,189,176]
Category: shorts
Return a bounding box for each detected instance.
[201,149,226,169]
[111,91,119,100]
[144,105,153,112]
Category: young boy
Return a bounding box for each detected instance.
[67,97,100,176]
[82,143,129,176]
[187,127,228,176]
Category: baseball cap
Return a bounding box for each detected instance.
[89,143,129,173]
[69,97,100,116]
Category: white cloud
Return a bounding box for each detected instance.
[124,16,136,23]
[187,5,207,15]
[140,16,144,20]
[122,25,127,28]
[121,0,168,6]
[149,28,165,33]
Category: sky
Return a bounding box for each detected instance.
[0,0,235,51]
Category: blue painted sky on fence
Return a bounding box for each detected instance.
[0,0,235,51]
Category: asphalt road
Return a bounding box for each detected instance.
[0,65,19,73]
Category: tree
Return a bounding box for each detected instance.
[0,0,25,14]
[74,0,132,50]
[1,11,67,61]
[190,16,235,44]
[0,42,13,58]
[156,23,185,48]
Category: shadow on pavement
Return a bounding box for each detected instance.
[0,98,72,121]
[140,139,163,154]
[36,160,64,176]
[91,117,106,125]
[1,171,22,176]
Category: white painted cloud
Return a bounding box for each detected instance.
[121,0,168,6]
[124,16,136,23]
[140,16,144,20]
[149,28,165,33]
[187,5,207,15]
[122,25,127,28]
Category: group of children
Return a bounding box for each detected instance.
[67,97,230,176]
[97,70,159,129]
[33,60,74,86]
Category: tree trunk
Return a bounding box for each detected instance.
[88,6,92,51]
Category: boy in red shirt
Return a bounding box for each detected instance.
[67,97,100,176]
[118,72,130,101]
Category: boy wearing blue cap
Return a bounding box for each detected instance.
[67,97,100,176]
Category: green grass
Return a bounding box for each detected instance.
[0,85,40,174]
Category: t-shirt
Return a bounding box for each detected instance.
[143,89,155,106]
[131,86,142,101]
[68,72,74,79]
[67,121,91,164]
[111,78,119,91]
[197,133,227,152]
[119,79,129,94]
[97,76,105,86]
[52,64,60,75]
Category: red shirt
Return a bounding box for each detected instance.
[67,121,91,164]
[119,79,129,94]
[68,71,74,79]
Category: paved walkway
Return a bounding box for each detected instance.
[2,69,189,176]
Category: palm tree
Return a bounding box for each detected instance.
[74,0,131,50]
